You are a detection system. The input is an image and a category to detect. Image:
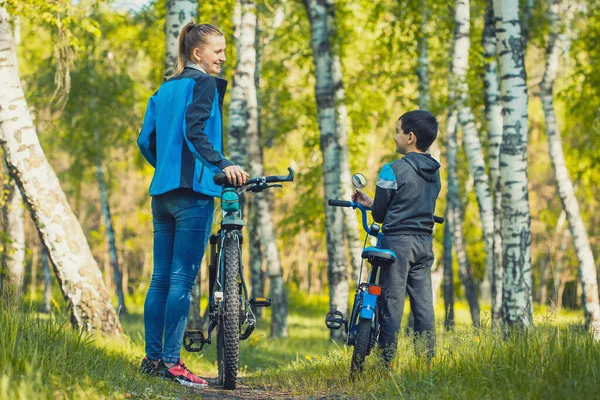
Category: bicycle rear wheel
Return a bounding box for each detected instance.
[217,233,240,390]
[350,317,372,379]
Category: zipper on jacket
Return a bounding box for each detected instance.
[198,165,205,183]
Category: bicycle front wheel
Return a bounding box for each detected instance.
[217,233,240,390]
[350,317,372,379]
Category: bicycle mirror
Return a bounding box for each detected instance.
[351,173,367,189]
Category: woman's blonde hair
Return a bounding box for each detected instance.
[171,20,223,77]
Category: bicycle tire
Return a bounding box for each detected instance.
[216,233,240,390]
[350,317,372,379]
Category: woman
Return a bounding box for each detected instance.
[137,21,248,387]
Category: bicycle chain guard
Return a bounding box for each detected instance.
[183,330,210,352]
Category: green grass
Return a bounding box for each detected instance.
[2,286,599,399]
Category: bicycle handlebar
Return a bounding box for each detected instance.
[214,167,295,187]
[328,199,443,236]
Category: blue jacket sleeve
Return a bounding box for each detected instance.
[372,163,398,223]
[184,78,232,173]
[137,94,157,167]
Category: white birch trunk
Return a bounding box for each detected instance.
[447,0,480,328]
[0,8,121,334]
[2,165,25,293]
[454,0,495,308]
[482,0,504,326]
[304,0,348,340]
[165,0,197,76]
[239,0,288,337]
[494,0,533,328]
[167,0,200,329]
[96,159,127,314]
[326,0,362,283]
[541,0,600,339]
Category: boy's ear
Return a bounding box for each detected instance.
[408,132,417,144]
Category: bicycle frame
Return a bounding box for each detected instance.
[334,202,387,346]
[183,168,293,353]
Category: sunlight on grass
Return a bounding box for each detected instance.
[2,285,598,399]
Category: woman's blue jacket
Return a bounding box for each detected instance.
[137,64,231,198]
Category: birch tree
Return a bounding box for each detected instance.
[2,162,25,293]
[304,0,348,339]
[493,0,533,328]
[165,0,197,76]
[452,0,495,311]
[541,0,600,339]
[326,0,363,282]
[446,0,480,328]
[232,0,288,337]
[482,0,504,327]
[96,158,127,314]
[0,7,122,334]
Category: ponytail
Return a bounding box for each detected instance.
[170,20,224,78]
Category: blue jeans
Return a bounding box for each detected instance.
[144,189,214,363]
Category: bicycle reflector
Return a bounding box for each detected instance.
[221,188,240,212]
[367,285,382,296]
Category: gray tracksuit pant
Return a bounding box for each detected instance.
[378,234,436,361]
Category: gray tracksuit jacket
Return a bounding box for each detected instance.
[372,152,441,235]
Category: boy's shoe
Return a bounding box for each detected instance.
[140,356,159,375]
[158,360,208,388]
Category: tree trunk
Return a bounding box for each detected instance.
[96,158,127,314]
[326,0,362,283]
[521,0,534,49]
[494,0,533,329]
[446,0,480,328]
[2,170,25,293]
[454,0,495,309]
[554,229,569,312]
[483,0,504,324]
[239,0,288,337]
[0,8,121,334]
[41,245,52,313]
[417,3,430,112]
[165,0,197,77]
[248,200,265,316]
[304,0,348,340]
[541,0,600,339]
[165,0,202,330]
[443,208,454,330]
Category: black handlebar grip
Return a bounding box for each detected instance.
[213,173,227,186]
[328,199,352,207]
[434,216,444,224]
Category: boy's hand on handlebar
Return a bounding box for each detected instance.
[352,189,374,208]
[223,165,249,186]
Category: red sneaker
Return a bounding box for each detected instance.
[158,360,208,388]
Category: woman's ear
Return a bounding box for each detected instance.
[192,47,202,63]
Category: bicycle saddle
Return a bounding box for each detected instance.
[361,246,396,265]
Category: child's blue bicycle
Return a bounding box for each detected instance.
[325,174,443,378]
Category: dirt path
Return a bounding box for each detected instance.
[182,378,352,399]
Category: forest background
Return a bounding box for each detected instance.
[0,0,600,398]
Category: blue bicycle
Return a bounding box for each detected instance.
[325,174,443,377]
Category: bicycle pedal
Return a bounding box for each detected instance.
[249,296,271,307]
[325,310,346,330]
[183,330,210,352]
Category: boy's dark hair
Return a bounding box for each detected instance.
[398,110,438,151]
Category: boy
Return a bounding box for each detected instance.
[352,110,441,366]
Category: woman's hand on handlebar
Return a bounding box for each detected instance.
[223,165,250,186]
[351,189,374,208]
